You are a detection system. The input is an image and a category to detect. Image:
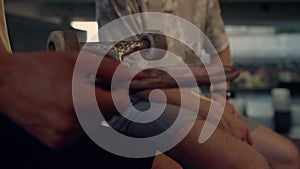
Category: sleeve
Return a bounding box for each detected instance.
[204,0,228,55]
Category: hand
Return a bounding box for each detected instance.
[209,94,253,145]
[0,51,130,148]
[220,105,253,145]
[209,92,237,115]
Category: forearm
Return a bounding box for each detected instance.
[211,45,231,66]
[210,45,231,91]
[136,88,215,118]
[96,88,129,119]
[0,50,132,148]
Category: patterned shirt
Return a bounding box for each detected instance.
[97,0,228,64]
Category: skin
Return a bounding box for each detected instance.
[151,47,300,169]
[214,46,300,169]
[167,120,270,169]
[152,45,299,169]
[252,125,300,169]
[0,51,130,148]
[137,45,252,144]
[0,49,297,169]
[151,153,183,169]
[137,88,252,145]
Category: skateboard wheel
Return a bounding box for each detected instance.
[47,31,81,51]
[139,30,168,61]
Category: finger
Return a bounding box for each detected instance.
[73,50,129,77]
[228,102,238,115]
[246,130,254,145]
[232,107,239,116]
[238,122,248,143]
[94,87,129,119]
[239,125,253,145]
[74,51,137,91]
[229,124,239,139]
[97,57,132,81]
[82,50,135,80]
[241,130,248,143]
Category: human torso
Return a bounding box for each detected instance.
[97,0,210,65]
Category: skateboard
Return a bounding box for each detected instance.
[47,31,239,89]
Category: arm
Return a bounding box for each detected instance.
[137,88,213,119]
[211,45,231,66]
[210,45,231,95]
[136,87,252,145]
[204,0,231,94]
[0,51,130,148]
[210,47,253,144]
[136,43,251,144]
[209,46,236,112]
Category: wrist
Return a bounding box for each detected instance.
[210,89,231,99]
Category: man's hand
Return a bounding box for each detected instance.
[0,51,130,148]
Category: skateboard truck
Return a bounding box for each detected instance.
[47,30,167,61]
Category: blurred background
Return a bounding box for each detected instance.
[4,0,300,139]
